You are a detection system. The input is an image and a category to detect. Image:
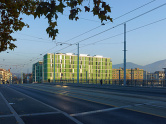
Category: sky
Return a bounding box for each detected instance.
[0,0,166,74]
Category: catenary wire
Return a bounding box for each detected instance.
[4,1,164,69]
[20,2,166,68]
[67,17,166,52]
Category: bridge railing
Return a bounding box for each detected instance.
[45,79,166,87]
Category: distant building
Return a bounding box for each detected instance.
[112,68,144,80]
[154,71,165,80]
[144,71,165,80]
[0,68,12,84]
[32,61,43,83]
[41,53,112,83]
[24,73,33,84]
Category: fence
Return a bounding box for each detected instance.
[47,79,166,87]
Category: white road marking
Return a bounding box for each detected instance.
[70,101,160,117]
[0,114,13,118]
[70,105,131,117]
[19,111,60,117]
[0,92,25,124]
[7,85,83,124]
[9,103,15,105]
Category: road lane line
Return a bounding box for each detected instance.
[15,84,117,107]
[21,84,166,102]
[70,101,160,117]
[125,108,166,119]
[19,111,60,117]
[0,114,13,118]
[6,85,83,124]
[70,105,131,117]
[15,84,166,119]
[29,83,166,100]
[0,92,25,124]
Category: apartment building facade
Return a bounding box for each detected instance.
[42,53,112,83]
[112,68,144,80]
[32,61,43,83]
[0,68,12,84]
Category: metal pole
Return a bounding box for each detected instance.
[124,23,126,86]
[131,68,132,85]
[77,43,79,84]
[54,53,55,83]
[21,71,22,84]
[86,71,87,83]
[35,65,36,82]
[119,70,120,85]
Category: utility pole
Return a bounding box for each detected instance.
[86,71,87,83]
[77,43,79,84]
[124,23,127,86]
[119,69,121,85]
[131,68,132,84]
[21,71,22,84]
[54,53,55,83]
[35,64,36,82]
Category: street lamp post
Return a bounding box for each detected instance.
[57,42,80,84]
[77,43,79,84]
[54,53,55,83]
[124,23,127,86]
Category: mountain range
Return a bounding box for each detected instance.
[112,59,166,73]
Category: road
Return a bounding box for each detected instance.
[0,83,166,124]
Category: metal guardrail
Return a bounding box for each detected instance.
[44,79,166,87]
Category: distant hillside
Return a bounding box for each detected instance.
[112,62,143,70]
[112,59,166,72]
[143,59,166,72]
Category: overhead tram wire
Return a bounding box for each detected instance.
[21,1,161,68]
[113,0,157,20]
[63,14,100,23]
[65,16,166,53]
[61,0,157,43]
[23,2,166,67]
[36,1,165,60]
[73,2,166,44]
[125,3,166,23]
[15,0,156,44]
[77,17,166,49]
[23,45,72,66]
[17,33,53,42]
[17,38,54,43]
[15,0,158,58]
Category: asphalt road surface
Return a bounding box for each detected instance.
[0,83,166,124]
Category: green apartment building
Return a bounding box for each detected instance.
[32,61,43,83]
[43,53,112,83]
